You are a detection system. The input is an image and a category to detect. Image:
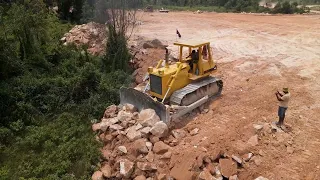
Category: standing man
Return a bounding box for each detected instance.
[275,87,291,127]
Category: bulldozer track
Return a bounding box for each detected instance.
[170,76,223,106]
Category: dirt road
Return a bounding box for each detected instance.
[132,12,320,179]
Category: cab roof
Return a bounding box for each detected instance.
[173,41,210,48]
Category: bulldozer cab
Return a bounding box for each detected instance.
[174,41,217,80]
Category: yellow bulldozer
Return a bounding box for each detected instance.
[120,41,223,123]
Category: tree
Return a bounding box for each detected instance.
[102,0,138,73]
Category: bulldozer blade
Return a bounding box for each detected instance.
[119,87,170,124]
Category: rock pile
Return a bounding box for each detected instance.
[92,103,274,180]
[61,22,107,55]
[92,104,176,180]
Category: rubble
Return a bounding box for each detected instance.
[92,102,269,180]
[61,22,107,55]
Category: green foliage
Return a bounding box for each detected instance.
[272,1,306,14]
[0,1,132,179]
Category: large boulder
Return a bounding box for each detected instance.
[92,171,104,180]
[150,121,169,138]
[119,159,134,178]
[153,141,170,154]
[117,110,133,122]
[138,109,160,127]
[126,126,142,141]
[104,104,118,118]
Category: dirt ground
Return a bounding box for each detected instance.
[131,12,320,179]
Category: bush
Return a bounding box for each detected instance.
[0,1,132,179]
